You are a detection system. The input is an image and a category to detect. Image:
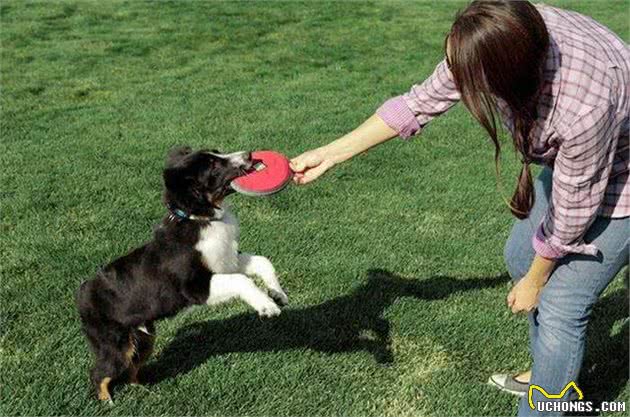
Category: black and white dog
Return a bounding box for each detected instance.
[76,146,288,402]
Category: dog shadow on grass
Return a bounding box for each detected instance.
[142,268,507,385]
[573,287,629,416]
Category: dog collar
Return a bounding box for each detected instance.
[166,204,222,223]
[167,204,210,222]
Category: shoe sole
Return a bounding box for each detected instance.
[487,376,527,397]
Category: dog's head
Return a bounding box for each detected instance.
[163,146,253,218]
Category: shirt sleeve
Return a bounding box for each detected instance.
[533,101,621,259]
[376,59,461,139]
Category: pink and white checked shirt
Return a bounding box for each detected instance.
[377,5,629,260]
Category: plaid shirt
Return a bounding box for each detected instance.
[377,5,629,259]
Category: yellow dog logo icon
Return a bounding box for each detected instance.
[528,381,584,409]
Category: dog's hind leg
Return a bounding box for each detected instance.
[129,323,155,384]
[237,253,288,306]
[207,273,281,317]
[90,330,135,403]
[91,354,125,403]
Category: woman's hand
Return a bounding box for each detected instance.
[290,148,336,185]
[507,254,556,314]
[507,276,544,313]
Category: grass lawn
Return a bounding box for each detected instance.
[1,1,628,415]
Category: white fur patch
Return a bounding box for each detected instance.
[238,253,281,292]
[195,206,240,273]
[207,273,281,317]
[196,205,288,315]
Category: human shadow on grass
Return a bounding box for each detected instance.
[142,268,507,384]
[571,287,629,416]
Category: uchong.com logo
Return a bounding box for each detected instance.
[528,381,626,413]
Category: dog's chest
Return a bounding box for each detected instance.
[195,209,240,273]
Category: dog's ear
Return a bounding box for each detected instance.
[166,146,193,168]
[163,166,193,193]
[163,166,205,207]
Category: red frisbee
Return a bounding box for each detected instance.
[231,151,293,196]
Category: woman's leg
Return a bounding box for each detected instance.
[517,216,629,416]
[504,168,554,279]
[504,168,554,356]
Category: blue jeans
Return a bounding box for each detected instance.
[503,168,629,417]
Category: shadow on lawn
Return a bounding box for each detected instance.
[573,288,629,416]
[142,268,507,384]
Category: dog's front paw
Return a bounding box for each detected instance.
[255,298,281,318]
[268,289,289,307]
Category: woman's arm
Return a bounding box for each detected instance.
[533,103,619,259]
[290,59,461,185]
[290,114,397,185]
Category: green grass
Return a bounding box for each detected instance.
[1,1,628,415]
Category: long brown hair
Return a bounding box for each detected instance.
[446,0,549,219]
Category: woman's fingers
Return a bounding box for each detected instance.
[507,289,536,314]
[290,154,310,184]
[290,154,312,184]
[295,160,334,185]
[289,157,306,173]
[290,150,334,185]
[509,294,521,313]
[507,287,523,314]
[290,150,321,171]
[506,288,515,307]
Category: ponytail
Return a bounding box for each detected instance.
[510,159,534,219]
[447,0,548,219]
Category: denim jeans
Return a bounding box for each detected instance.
[503,168,629,417]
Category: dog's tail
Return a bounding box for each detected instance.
[76,279,93,321]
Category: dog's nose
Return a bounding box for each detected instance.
[244,151,252,162]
